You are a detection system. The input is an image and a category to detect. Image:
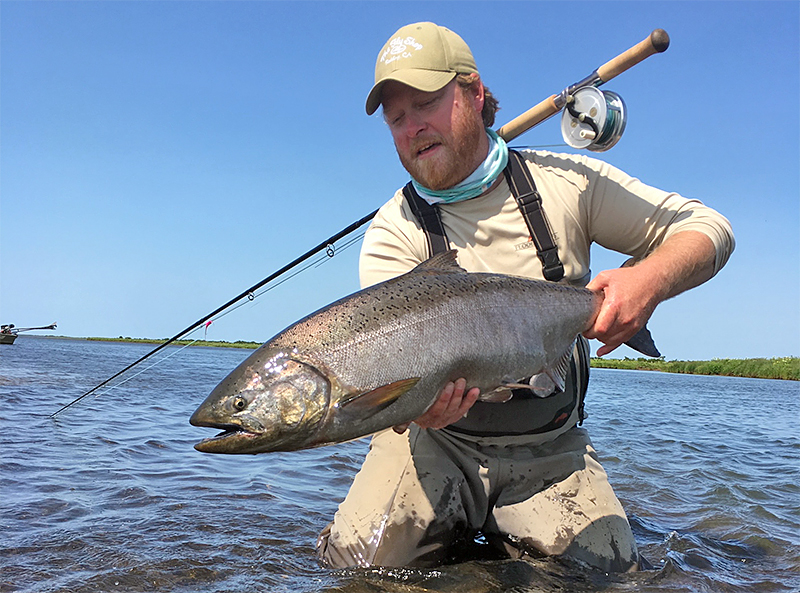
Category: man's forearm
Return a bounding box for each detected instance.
[584,230,717,356]
[635,230,717,302]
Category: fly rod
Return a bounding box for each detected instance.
[50,210,379,418]
[51,28,669,418]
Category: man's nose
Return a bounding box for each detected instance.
[403,111,427,137]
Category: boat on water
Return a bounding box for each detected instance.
[1,323,57,344]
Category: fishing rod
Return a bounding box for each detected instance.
[50,210,378,418]
[51,28,668,418]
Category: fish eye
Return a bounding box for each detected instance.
[233,395,248,411]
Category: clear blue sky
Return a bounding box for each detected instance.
[2,1,798,360]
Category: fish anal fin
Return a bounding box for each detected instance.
[339,378,420,418]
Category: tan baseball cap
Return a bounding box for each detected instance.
[365,22,478,115]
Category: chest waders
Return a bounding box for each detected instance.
[401,150,590,437]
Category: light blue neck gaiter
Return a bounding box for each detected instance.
[412,128,508,205]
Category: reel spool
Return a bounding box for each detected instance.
[560,86,627,152]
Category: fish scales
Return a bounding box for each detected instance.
[278,272,594,399]
[191,251,603,454]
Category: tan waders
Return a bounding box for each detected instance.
[317,425,638,572]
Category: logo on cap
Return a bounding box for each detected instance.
[380,36,424,66]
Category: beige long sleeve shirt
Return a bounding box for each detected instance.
[360,150,734,289]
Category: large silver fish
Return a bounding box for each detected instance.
[190,250,657,454]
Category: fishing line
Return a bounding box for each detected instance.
[87,337,204,402]
[50,210,377,418]
[196,231,366,327]
[510,144,571,150]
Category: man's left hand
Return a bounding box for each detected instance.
[393,378,480,434]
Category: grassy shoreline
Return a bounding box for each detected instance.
[590,356,799,381]
[36,336,800,381]
[84,336,262,349]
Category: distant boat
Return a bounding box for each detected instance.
[0,323,57,345]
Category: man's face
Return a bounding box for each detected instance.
[381,79,487,190]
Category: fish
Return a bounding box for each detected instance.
[190,250,658,454]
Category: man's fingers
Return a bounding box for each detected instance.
[392,422,411,434]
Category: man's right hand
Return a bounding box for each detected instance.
[393,378,480,434]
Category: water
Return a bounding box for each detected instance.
[2,337,798,593]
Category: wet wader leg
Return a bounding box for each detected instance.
[486,428,639,572]
[316,426,486,568]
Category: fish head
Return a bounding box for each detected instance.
[190,346,331,454]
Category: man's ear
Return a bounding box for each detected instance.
[473,80,485,114]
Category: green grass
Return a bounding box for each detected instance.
[85,336,261,349]
[590,357,799,381]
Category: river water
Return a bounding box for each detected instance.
[2,337,798,593]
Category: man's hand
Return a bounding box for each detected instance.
[584,231,716,357]
[584,265,660,357]
[393,378,480,434]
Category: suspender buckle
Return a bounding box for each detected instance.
[539,247,565,282]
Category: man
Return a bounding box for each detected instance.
[317,22,734,572]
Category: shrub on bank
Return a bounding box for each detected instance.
[590,357,799,381]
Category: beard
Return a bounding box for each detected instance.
[396,107,486,191]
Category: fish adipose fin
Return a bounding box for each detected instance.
[412,250,467,274]
[339,378,420,418]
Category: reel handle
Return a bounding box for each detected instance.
[497,29,670,142]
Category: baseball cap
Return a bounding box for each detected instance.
[365,22,478,115]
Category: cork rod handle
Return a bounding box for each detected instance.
[496,29,670,142]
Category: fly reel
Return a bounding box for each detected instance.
[560,86,627,152]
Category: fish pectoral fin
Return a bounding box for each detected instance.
[339,378,421,417]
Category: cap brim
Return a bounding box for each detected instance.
[365,70,458,115]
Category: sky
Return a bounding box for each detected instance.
[2,1,798,361]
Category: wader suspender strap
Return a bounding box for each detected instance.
[401,152,586,435]
[402,150,565,282]
[503,151,565,282]
[402,185,449,257]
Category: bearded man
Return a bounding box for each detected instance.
[316,22,734,572]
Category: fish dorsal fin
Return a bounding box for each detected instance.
[339,377,420,418]
[411,250,467,274]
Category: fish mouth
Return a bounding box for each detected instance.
[190,413,261,453]
[193,424,260,453]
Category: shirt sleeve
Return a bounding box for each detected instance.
[579,155,735,276]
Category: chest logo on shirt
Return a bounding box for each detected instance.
[514,240,535,252]
[514,230,559,252]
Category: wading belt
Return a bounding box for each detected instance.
[402,149,565,282]
[402,150,589,436]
